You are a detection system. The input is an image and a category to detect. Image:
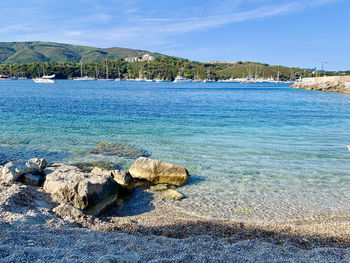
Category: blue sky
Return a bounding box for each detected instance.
[0,0,349,70]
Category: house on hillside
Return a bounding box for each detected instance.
[125,54,155,63]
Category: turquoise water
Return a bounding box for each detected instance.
[1,79,350,222]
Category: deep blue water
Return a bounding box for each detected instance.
[1,79,350,221]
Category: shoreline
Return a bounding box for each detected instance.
[2,180,350,244]
[1,178,350,262]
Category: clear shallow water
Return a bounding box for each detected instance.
[1,80,350,222]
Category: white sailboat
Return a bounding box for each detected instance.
[97,59,113,81]
[115,67,121,81]
[73,62,95,81]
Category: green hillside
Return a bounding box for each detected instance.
[0,41,337,81]
[0,41,153,63]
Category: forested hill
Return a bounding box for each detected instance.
[0,41,334,81]
[0,41,155,63]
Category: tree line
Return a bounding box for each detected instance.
[0,56,336,81]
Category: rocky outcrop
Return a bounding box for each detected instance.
[1,159,40,183]
[291,76,350,94]
[91,168,134,195]
[43,164,119,216]
[111,170,134,194]
[29,158,47,172]
[129,157,189,186]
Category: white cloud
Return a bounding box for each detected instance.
[0,0,342,50]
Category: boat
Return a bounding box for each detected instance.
[173,76,192,83]
[74,76,96,81]
[73,63,95,81]
[33,74,55,83]
[347,145,350,152]
[97,59,113,81]
[202,68,214,83]
[0,74,9,80]
[115,67,121,81]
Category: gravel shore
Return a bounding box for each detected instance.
[1,182,350,262]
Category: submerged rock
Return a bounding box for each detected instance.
[90,142,148,158]
[91,167,113,177]
[149,184,169,192]
[2,159,40,183]
[43,164,119,216]
[73,161,119,172]
[160,189,184,200]
[129,157,189,186]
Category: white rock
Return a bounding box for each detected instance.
[43,164,119,216]
[2,160,40,183]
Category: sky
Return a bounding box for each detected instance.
[0,0,349,70]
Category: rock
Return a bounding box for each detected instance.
[29,158,47,172]
[90,142,148,158]
[74,161,119,172]
[298,238,314,250]
[2,159,40,183]
[91,167,112,177]
[43,164,119,216]
[149,184,169,191]
[23,174,42,186]
[160,189,184,200]
[53,203,87,220]
[111,170,134,194]
[129,157,189,186]
[97,254,138,263]
[291,76,350,94]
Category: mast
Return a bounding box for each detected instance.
[105,59,108,79]
[255,65,258,79]
[80,62,83,78]
[277,67,280,82]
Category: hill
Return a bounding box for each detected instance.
[0,41,154,63]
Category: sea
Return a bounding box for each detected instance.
[0,79,349,222]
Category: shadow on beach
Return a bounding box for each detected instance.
[101,188,156,217]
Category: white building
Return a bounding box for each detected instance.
[125,54,155,63]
